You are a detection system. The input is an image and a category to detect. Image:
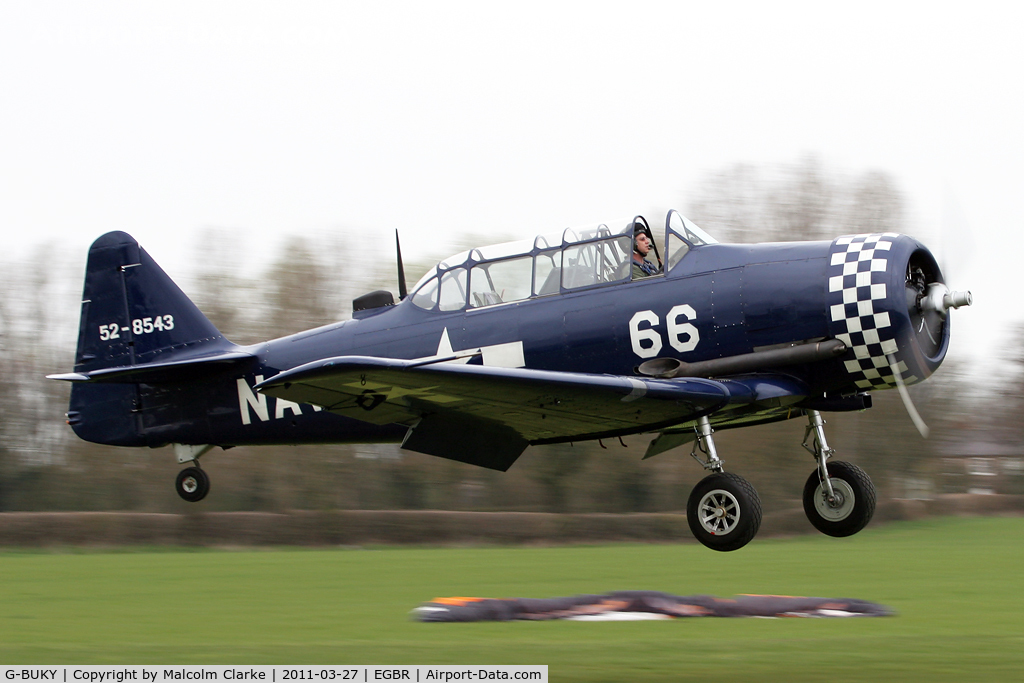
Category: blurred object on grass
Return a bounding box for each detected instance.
[0,517,1022,682]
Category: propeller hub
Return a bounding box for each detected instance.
[921,282,972,318]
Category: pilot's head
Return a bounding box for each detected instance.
[633,224,652,257]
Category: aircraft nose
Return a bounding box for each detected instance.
[902,246,973,364]
[826,233,969,393]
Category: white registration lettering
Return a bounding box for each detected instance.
[98,322,121,341]
[128,314,175,336]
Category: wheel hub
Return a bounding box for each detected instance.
[814,478,855,521]
[697,489,741,536]
[824,490,846,508]
[182,476,198,494]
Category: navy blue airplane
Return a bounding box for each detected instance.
[49,211,971,550]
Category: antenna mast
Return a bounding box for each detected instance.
[396,230,408,300]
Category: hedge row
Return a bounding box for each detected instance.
[0,495,1020,547]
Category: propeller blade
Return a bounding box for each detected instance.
[887,354,929,438]
[940,188,975,290]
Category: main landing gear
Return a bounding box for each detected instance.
[686,416,762,552]
[800,411,876,537]
[172,444,214,502]
[684,411,876,551]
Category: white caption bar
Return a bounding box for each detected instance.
[1,667,547,683]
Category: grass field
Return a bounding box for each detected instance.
[1,517,1023,681]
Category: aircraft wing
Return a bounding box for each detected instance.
[641,374,810,459]
[255,356,751,470]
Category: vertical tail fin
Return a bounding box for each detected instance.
[74,231,230,373]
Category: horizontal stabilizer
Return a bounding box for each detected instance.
[48,349,255,384]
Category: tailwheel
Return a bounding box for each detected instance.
[175,466,210,502]
[802,460,875,537]
[687,472,762,552]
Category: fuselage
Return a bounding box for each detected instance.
[66,220,950,451]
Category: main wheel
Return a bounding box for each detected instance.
[687,472,762,552]
[175,466,210,502]
[803,461,875,537]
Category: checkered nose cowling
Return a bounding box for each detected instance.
[826,233,946,393]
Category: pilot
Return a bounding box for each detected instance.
[631,225,662,279]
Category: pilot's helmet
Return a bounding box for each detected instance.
[633,223,651,252]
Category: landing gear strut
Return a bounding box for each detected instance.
[686,416,762,552]
[801,410,875,536]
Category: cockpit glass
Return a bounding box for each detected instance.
[562,235,632,289]
[469,256,532,307]
[683,217,717,245]
[439,267,468,311]
[664,211,718,272]
[411,275,439,309]
[667,233,689,271]
[472,239,533,261]
[533,249,561,296]
[411,268,437,295]
[668,211,718,246]
[406,211,717,311]
[439,250,470,269]
[562,222,629,245]
[534,231,563,250]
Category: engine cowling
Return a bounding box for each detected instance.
[825,233,971,393]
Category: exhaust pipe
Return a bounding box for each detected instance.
[638,339,848,379]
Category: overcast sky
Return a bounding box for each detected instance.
[1,2,1019,382]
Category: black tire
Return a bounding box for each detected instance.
[687,472,762,552]
[175,466,210,502]
[803,461,875,537]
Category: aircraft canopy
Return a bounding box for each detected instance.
[409,211,716,311]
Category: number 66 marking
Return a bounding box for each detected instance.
[629,305,700,358]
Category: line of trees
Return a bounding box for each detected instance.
[0,158,997,514]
